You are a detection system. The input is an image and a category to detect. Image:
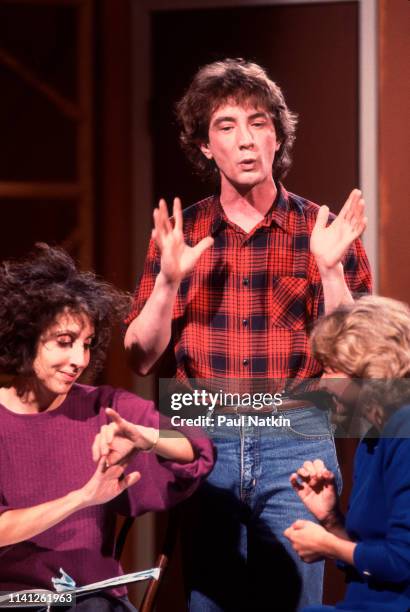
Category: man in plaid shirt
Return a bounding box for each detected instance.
[125,59,371,611]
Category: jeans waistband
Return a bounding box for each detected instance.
[212,399,315,415]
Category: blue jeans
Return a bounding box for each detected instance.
[182,406,342,612]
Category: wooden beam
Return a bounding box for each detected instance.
[0,47,81,120]
[0,0,82,6]
[0,182,81,198]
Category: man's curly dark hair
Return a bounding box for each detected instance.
[0,243,130,379]
[176,58,298,183]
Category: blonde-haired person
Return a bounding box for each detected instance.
[284,295,410,612]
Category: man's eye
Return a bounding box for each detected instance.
[220,125,233,132]
[252,121,265,128]
[57,338,73,348]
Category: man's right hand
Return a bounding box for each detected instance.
[124,197,213,375]
[153,197,214,284]
[290,459,340,526]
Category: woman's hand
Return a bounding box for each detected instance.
[79,456,140,507]
[290,459,341,527]
[284,519,357,566]
[284,520,330,563]
[92,408,159,466]
[0,457,141,547]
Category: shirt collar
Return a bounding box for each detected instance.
[262,182,291,233]
[206,182,295,236]
[210,197,227,235]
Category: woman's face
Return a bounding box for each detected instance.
[32,310,95,402]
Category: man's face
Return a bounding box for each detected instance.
[200,101,280,192]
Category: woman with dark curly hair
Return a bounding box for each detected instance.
[0,244,213,611]
[284,296,410,612]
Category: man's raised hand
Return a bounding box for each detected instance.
[310,189,367,272]
[153,198,214,284]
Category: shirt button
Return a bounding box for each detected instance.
[242,319,248,327]
[243,358,249,366]
[243,277,249,286]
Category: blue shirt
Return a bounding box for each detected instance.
[339,403,410,611]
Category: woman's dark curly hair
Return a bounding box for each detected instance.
[0,243,130,379]
[176,58,298,183]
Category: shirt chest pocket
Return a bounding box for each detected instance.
[269,276,311,330]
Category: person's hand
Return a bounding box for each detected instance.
[284,520,330,563]
[153,197,214,284]
[80,457,140,507]
[290,459,339,524]
[310,189,367,273]
[92,408,159,466]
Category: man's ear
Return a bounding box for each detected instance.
[200,142,213,160]
[275,140,281,152]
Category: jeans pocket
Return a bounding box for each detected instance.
[284,406,332,440]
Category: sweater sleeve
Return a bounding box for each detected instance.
[353,409,410,583]
[108,389,214,516]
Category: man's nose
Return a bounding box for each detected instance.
[237,125,254,148]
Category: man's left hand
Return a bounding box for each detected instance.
[310,189,367,272]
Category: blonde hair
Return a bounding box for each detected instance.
[311,296,410,411]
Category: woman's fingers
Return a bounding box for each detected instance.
[95,455,107,474]
[91,428,110,462]
[92,433,100,462]
[312,459,326,472]
[296,460,334,485]
[105,407,124,426]
[121,471,141,490]
[289,472,304,491]
[105,408,137,444]
[92,412,123,462]
[300,461,316,477]
[99,425,112,456]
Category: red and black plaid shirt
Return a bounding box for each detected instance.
[127,184,372,388]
